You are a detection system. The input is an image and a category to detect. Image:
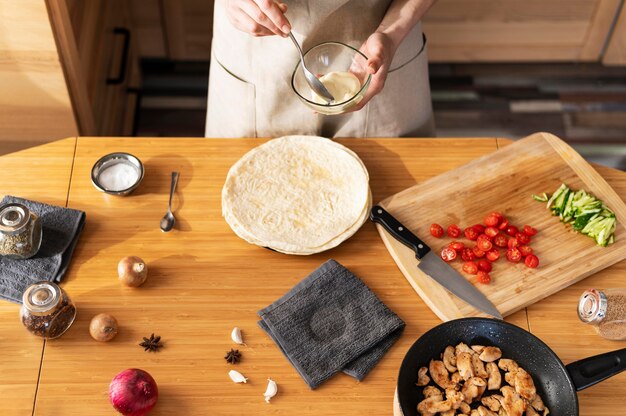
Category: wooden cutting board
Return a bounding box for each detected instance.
[376,132,626,321]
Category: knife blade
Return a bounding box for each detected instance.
[370,205,502,320]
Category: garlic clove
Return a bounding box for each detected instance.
[264,378,278,403]
[231,327,245,345]
[228,370,248,384]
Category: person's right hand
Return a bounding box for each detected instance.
[226,0,291,37]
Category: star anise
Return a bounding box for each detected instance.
[224,348,242,364]
[139,333,163,352]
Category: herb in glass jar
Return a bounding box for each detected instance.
[0,203,42,259]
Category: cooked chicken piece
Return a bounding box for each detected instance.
[417,396,452,415]
[504,371,516,386]
[451,371,463,385]
[479,346,503,362]
[417,366,430,386]
[526,406,540,416]
[501,385,527,416]
[470,410,480,416]
[429,359,454,389]
[472,353,489,378]
[443,345,458,373]
[458,401,471,414]
[423,385,443,399]
[457,352,474,380]
[482,395,503,411]
[472,345,485,354]
[513,368,537,401]
[445,388,465,409]
[486,362,502,390]
[440,411,455,416]
[498,358,519,372]
[478,406,498,416]
[529,394,547,412]
[456,342,475,355]
[461,377,486,404]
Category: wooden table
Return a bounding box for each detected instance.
[0,137,624,416]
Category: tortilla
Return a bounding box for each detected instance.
[222,135,370,254]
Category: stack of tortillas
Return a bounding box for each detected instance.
[222,135,371,255]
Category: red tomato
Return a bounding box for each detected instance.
[493,234,508,248]
[447,224,461,238]
[523,225,538,236]
[484,214,500,227]
[525,254,539,268]
[486,249,500,262]
[505,225,519,237]
[464,227,479,241]
[461,248,476,261]
[430,223,444,238]
[477,259,492,272]
[472,224,486,234]
[485,227,499,238]
[498,217,510,230]
[490,212,503,221]
[477,237,493,251]
[506,247,523,263]
[518,245,533,257]
[507,237,519,249]
[463,261,479,275]
[477,271,491,284]
[441,247,457,262]
[449,241,465,252]
[515,232,531,245]
[472,245,486,258]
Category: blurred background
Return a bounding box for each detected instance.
[1,0,625,169]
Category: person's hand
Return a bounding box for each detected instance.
[350,32,396,111]
[226,0,291,37]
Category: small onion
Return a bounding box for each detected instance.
[118,256,148,287]
[109,368,158,416]
[89,313,118,342]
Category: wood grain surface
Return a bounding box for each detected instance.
[0,137,623,415]
[0,137,77,416]
[377,133,626,321]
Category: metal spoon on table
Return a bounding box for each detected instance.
[160,172,179,232]
[288,32,335,103]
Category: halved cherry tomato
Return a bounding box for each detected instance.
[472,246,486,258]
[493,234,508,248]
[507,237,519,249]
[484,214,500,227]
[506,247,522,263]
[515,232,531,245]
[447,224,461,238]
[525,254,539,268]
[505,225,519,237]
[464,227,479,241]
[485,227,499,238]
[472,224,486,234]
[461,248,476,261]
[463,261,478,275]
[477,259,492,272]
[523,225,538,236]
[477,271,491,284]
[498,217,510,230]
[430,223,444,238]
[477,237,493,251]
[449,241,465,252]
[490,212,503,221]
[441,247,457,262]
[486,249,500,262]
[518,245,533,257]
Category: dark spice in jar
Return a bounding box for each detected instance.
[20,281,77,339]
[578,288,626,341]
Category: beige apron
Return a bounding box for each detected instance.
[205,0,435,138]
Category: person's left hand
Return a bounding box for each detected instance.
[349,32,396,112]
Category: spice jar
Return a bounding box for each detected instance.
[20,281,77,339]
[0,203,42,259]
[578,288,626,340]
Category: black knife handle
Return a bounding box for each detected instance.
[370,205,431,259]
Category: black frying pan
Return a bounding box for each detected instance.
[397,318,626,416]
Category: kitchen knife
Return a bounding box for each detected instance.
[370,205,503,320]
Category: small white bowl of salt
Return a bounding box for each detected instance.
[91,152,144,196]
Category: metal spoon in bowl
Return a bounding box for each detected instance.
[160,171,179,232]
[288,32,335,103]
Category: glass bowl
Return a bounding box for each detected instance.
[291,42,371,115]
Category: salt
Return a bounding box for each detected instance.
[98,162,139,191]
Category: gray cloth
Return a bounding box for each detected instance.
[258,259,405,389]
[0,196,85,303]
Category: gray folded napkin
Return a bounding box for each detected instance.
[0,196,85,303]
[258,259,405,389]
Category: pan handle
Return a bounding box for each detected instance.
[566,348,626,391]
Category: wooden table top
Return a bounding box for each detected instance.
[0,137,624,416]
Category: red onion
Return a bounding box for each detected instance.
[109,368,158,415]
